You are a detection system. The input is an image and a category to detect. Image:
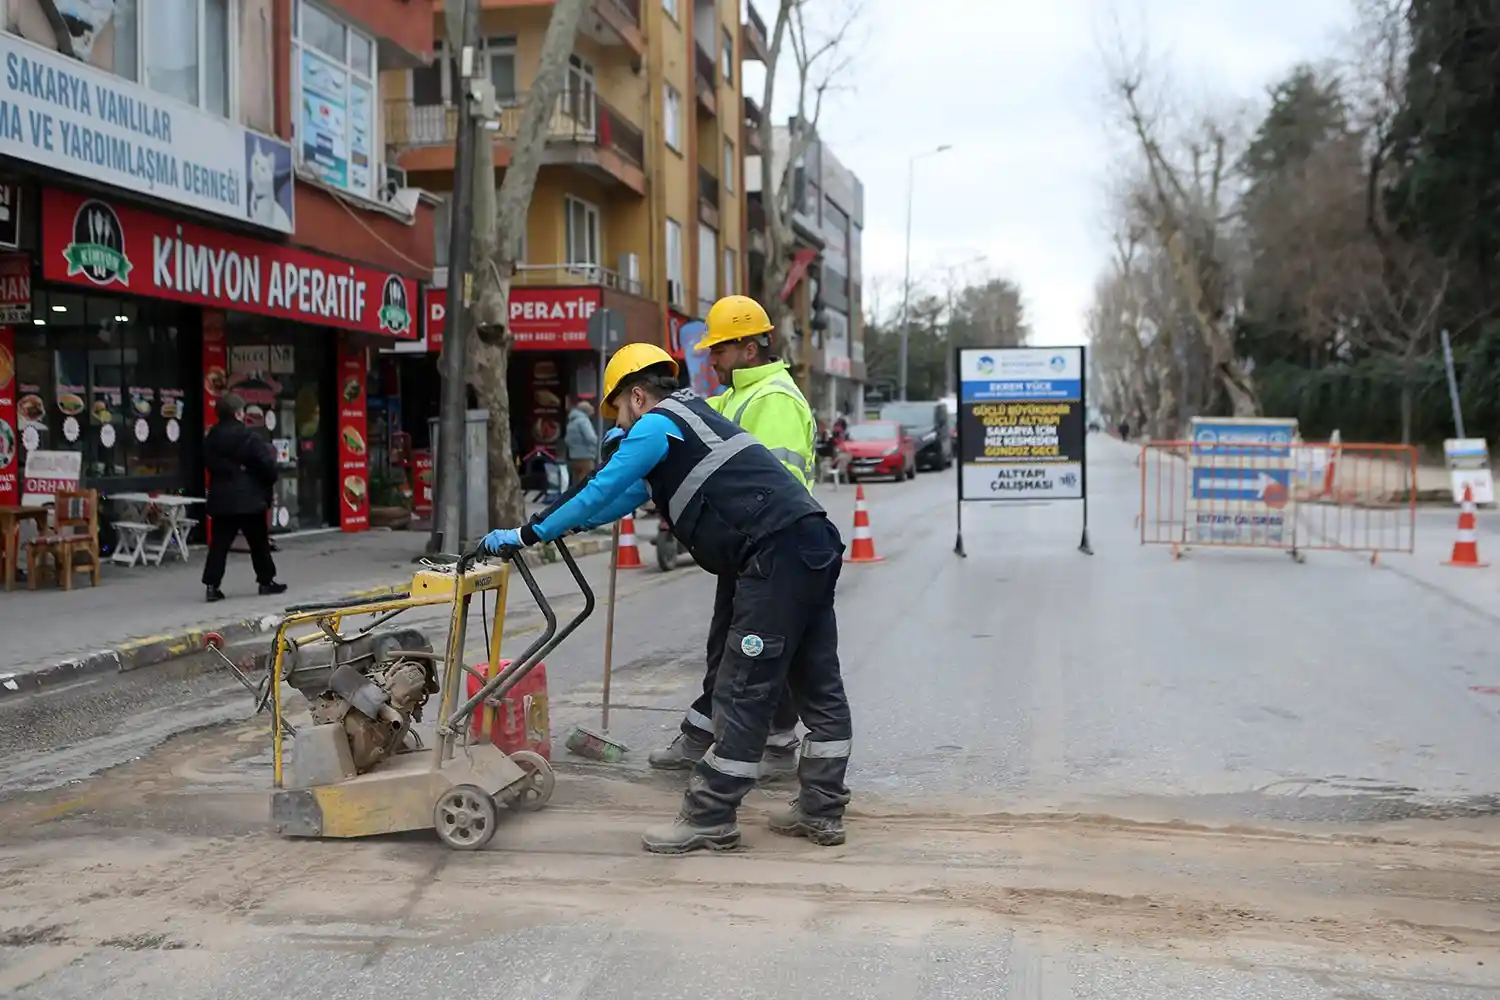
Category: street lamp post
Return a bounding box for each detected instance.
[897,143,952,402]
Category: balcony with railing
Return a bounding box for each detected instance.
[512,263,643,296]
[743,2,770,62]
[698,164,720,228]
[386,91,646,194]
[425,0,644,56]
[743,94,763,153]
[693,44,718,117]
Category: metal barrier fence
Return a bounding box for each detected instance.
[1138,440,1418,563]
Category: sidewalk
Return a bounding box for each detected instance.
[0,522,613,698]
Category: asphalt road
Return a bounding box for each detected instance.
[5,435,1500,997]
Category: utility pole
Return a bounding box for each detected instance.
[429,0,482,556]
[896,144,951,402]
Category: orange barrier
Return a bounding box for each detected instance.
[1138,440,1417,563]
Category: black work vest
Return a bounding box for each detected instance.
[646,390,825,575]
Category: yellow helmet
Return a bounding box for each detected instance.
[601,342,679,418]
[695,294,774,352]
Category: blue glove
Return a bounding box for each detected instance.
[604,426,626,444]
[480,527,523,553]
[600,425,627,462]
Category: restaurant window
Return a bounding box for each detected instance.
[16,291,192,486]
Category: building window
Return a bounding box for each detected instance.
[697,223,718,314]
[662,0,678,19]
[666,219,684,306]
[723,247,737,296]
[413,38,516,107]
[107,0,233,117]
[721,27,733,82]
[294,0,377,200]
[565,196,602,272]
[723,138,735,193]
[664,85,682,152]
[566,55,596,129]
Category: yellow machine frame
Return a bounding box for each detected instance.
[261,543,591,849]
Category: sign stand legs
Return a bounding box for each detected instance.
[954,496,966,558]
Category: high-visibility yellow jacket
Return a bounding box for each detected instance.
[706,360,816,491]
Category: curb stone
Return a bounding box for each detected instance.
[0,534,612,701]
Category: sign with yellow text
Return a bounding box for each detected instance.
[957,347,1085,501]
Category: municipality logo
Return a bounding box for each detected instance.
[976,355,996,375]
[378,275,412,335]
[63,200,132,287]
[1049,354,1067,372]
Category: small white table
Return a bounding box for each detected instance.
[109,494,205,566]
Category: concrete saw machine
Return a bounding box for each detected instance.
[207,539,593,850]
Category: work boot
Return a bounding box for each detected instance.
[758,744,799,781]
[648,732,710,770]
[640,815,741,854]
[767,801,846,847]
[205,586,225,603]
[259,581,288,596]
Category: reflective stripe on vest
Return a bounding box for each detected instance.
[654,397,761,523]
[768,447,809,475]
[729,373,800,425]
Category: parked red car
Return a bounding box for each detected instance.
[840,420,917,482]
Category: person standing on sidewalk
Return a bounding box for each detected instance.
[202,393,286,603]
[564,398,599,487]
[647,294,817,779]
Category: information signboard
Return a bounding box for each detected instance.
[954,346,1090,556]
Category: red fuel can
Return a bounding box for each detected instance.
[464,659,552,760]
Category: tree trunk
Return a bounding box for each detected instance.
[1399,353,1416,445]
[467,0,592,528]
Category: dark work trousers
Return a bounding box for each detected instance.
[682,572,800,748]
[682,514,853,825]
[202,513,278,588]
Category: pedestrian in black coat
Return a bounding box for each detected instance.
[201,393,286,602]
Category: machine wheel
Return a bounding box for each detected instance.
[505,750,556,812]
[433,784,499,850]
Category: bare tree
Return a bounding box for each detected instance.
[1102,34,1261,418]
[752,0,860,360]
[442,0,592,527]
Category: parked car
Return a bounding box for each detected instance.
[841,420,917,482]
[878,401,953,471]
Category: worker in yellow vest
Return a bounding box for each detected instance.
[648,294,817,778]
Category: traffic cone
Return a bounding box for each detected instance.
[845,485,884,563]
[1444,486,1488,568]
[616,514,644,569]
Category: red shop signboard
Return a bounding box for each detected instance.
[337,340,370,532]
[0,325,16,506]
[41,189,420,340]
[424,286,602,352]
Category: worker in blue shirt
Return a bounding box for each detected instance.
[481,343,853,854]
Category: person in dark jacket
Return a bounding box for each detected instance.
[202,393,286,602]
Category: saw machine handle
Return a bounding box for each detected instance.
[443,537,595,731]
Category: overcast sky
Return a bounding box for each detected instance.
[777,0,1358,346]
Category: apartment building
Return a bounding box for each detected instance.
[0,0,439,539]
[380,0,758,460]
[747,124,866,421]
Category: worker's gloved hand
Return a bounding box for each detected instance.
[599,425,627,462]
[480,527,523,554]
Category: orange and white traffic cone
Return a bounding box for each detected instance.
[845,485,884,564]
[1444,485,1488,568]
[616,514,645,569]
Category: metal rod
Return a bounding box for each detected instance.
[601,520,620,731]
[1441,329,1465,439]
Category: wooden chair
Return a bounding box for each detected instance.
[28,489,102,591]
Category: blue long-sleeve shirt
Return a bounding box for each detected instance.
[530,412,679,542]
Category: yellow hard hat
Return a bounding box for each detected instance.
[695,294,774,352]
[601,342,679,418]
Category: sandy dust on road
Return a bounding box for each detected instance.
[2,719,1500,993]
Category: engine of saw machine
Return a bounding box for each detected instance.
[285,627,440,773]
